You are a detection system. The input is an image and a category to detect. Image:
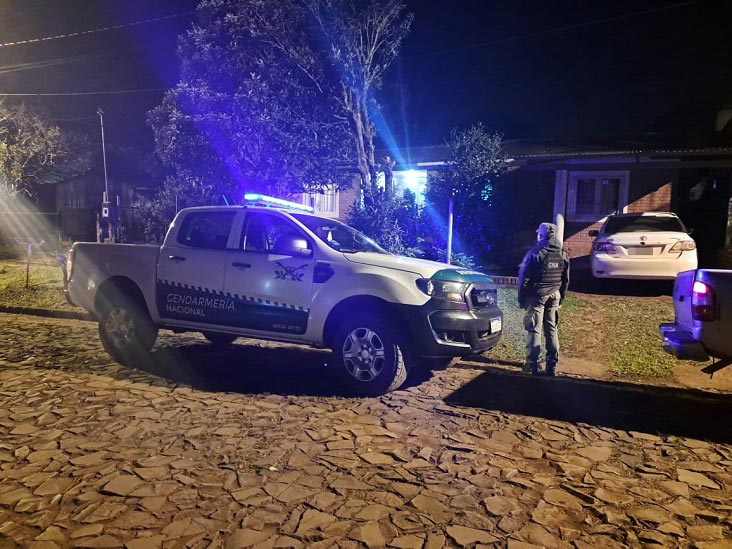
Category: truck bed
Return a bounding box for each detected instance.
[67,243,161,319]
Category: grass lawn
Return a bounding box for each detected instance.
[0,258,75,311]
[488,287,700,378]
[0,258,700,379]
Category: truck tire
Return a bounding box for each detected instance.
[332,313,409,396]
[98,295,158,365]
[203,332,238,347]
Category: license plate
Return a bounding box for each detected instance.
[629,247,653,255]
[490,317,502,333]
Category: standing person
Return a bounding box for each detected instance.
[518,222,570,376]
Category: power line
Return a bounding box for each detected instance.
[0,54,102,76]
[0,10,197,48]
[0,88,166,97]
[406,0,705,59]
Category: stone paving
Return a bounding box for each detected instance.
[0,312,731,548]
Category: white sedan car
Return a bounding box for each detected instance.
[589,212,697,280]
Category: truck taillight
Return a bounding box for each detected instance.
[692,280,716,322]
[592,242,617,254]
[670,240,696,252]
[67,249,75,282]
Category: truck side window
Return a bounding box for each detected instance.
[242,213,306,253]
[177,211,235,250]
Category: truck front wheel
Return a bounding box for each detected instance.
[332,314,409,396]
[99,297,158,365]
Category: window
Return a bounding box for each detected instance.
[177,211,235,249]
[375,170,428,206]
[567,171,629,221]
[302,187,339,217]
[603,215,686,234]
[292,214,388,254]
[242,213,307,253]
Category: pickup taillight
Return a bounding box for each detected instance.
[67,248,75,282]
[691,280,717,322]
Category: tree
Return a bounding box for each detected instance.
[304,0,412,201]
[147,0,411,231]
[0,102,77,199]
[147,0,356,236]
[427,123,508,262]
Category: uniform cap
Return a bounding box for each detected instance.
[536,222,557,239]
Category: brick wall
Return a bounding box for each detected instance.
[564,220,604,258]
[563,169,676,258]
[337,183,359,221]
[627,181,673,213]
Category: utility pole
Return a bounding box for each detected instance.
[97,107,113,241]
[446,195,454,265]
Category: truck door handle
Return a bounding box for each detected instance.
[168,255,186,262]
[232,262,251,269]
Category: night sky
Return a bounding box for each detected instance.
[0,0,730,152]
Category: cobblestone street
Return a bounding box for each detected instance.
[1,312,731,548]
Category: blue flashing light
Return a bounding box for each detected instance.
[243,193,315,213]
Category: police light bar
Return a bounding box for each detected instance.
[243,193,315,213]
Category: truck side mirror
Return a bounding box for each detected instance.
[273,233,313,257]
[687,227,694,235]
[588,230,599,237]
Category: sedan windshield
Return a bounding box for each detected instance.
[603,215,686,234]
[292,214,388,254]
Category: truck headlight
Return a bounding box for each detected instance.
[416,279,468,303]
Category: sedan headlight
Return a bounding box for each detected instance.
[416,278,468,303]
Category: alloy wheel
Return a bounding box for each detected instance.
[341,327,386,382]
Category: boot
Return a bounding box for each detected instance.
[545,363,556,377]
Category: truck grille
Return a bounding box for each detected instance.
[469,286,497,309]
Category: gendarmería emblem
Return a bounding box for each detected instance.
[274,262,308,282]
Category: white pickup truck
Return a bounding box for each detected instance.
[66,197,503,395]
[660,269,732,374]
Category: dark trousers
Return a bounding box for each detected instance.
[524,290,561,372]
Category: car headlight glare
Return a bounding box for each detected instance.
[416,278,468,303]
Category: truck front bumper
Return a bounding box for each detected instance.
[659,322,709,361]
[399,302,503,358]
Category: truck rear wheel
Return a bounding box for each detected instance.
[99,296,158,365]
[332,313,409,396]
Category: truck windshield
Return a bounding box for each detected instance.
[291,214,388,254]
[604,215,686,233]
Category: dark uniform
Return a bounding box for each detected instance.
[518,222,570,376]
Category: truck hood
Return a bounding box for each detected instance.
[342,252,494,283]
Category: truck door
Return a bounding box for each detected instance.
[223,211,314,335]
[157,210,237,324]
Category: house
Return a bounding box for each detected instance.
[504,140,732,260]
[310,138,732,267]
[54,170,158,242]
[33,146,160,243]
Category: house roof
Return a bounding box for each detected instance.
[384,138,732,168]
[504,141,732,160]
